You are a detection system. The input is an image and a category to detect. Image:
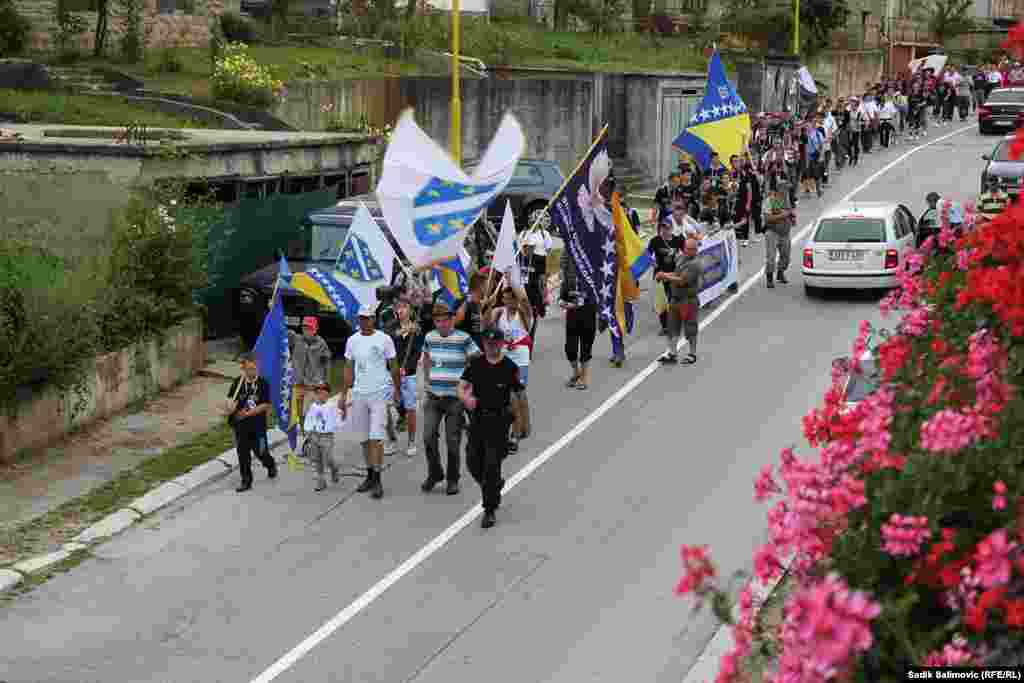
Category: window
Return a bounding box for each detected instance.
[310,224,349,263]
[814,218,886,243]
[985,90,1024,104]
[511,163,543,182]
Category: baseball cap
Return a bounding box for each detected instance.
[431,302,452,318]
[357,303,376,318]
[301,316,318,330]
[480,327,505,342]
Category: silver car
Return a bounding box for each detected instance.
[802,202,918,296]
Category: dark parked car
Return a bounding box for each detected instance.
[980,134,1024,196]
[466,158,565,233]
[235,197,404,353]
[978,88,1024,134]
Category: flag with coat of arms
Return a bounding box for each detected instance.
[673,51,751,171]
[375,108,525,269]
[290,202,396,320]
[253,256,300,460]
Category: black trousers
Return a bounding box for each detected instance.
[861,128,873,153]
[235,429,275,485]
[466,411,512,512]
[879,121,893,148]
[565,304,597,364]
[849,133,861,165]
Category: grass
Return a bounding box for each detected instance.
[0,548,93,606]
[0,89,209,129]
[65,20,709,102]
[0,423,235,568]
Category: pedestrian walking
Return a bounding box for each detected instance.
[648,220,680,334]
[303,382,340,492]
[489,284,533,450]
[224,352,277,492]
[764,179,796,288]
[340,303,400,500]
[289,316,331,433]
[560,244,598,390]
[458,327,522,529]
[656,238,702,365]
[392,298,424,457]
[454,271,486,349]
[421,302,479,494]
[879,95,897,148]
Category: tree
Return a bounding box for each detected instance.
[722,0,849,54]
[93,0,108,56]
[923,0,974,44]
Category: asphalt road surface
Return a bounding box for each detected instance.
[0,123,983,683]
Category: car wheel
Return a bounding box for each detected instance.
[804,284,821,298]
[525,202,550,232]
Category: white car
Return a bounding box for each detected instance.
[801,202,918,296]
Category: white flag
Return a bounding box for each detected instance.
[375,109,525,268]
[332,202,396,309]
[492,200,518,275]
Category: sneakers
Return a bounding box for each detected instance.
[741,239,749,247]
[236,483,252,492]
[330,467,340,484]
[357,471,374,493]
[481,510,496,529]
[659,352,678,364]
[314,481,327,492]
[421,474,443,492]
[446,481,460,495]
[384,440,397,456]
[777,271,788,284]
[406,444,418,457]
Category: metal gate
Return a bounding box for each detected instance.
[659,88,701,181]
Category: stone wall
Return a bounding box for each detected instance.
[808,50,885,99]
[0,318,206,463]
[14,0,239,52]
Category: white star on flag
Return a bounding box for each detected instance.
[711,105,721,117]
[603,238,616,257]
[601,260,615,278]
[601,282,612,299]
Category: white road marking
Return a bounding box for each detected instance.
[250,124,974,683]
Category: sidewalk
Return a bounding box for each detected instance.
[0,338,245,565]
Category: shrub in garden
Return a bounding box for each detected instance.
[676,25,1024,680]
[0,0,31,57]
[219,11,261,44]
[210,42,284,107]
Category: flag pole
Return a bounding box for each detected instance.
[518,123,610,249]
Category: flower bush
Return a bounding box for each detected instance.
[676,27,1024,680]
[210,42,284,107]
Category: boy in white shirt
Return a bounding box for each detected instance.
[304,382,340,492]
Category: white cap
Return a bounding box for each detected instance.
[357,303,376,318]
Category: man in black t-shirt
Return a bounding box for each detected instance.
[454,271,485,349]
[224,352,277,492]
[458,327,522,529]
[648,220,684,335]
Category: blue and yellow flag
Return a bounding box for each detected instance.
[673,51,750,170]
[432,249,470,309]
[253,287,300,454]
[610,192,650,359]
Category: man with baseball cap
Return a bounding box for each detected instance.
[458,326,522,529]
[289,315,331,434]
[340,302,400,499]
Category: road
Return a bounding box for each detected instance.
[0,123,983,683]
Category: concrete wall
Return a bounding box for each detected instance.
[623,76,660,181]
[809,50,885,99]
[0,318,206,463]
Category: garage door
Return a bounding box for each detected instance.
[659,89,700,181]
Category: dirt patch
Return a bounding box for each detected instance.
[0,374,231,536]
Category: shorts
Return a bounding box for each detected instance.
[399,375,417,410]
[349,399,389,442]
[667,302,698,339]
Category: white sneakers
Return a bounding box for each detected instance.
[406,444,417,457]
[384,441,397,456]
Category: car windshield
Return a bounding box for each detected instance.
[310,224,348,262]
[814,218,886,243]
[987,90,1024,104]
[993,141,1016,162]
[846,359,880,403]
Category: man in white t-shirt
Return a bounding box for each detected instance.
[669,198,704,240]
[341,302,400,499]
[858,94,879,153]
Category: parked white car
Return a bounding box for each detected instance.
[802,202,918,296]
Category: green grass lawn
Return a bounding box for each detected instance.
[0,89,208,128]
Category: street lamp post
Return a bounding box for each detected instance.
[450,0,462,166]
[793,0,800,55]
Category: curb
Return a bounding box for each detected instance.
[1,427,291,593]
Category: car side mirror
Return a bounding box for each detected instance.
[982,154,991,160]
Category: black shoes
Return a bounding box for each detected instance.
[236,483,252,492]
[767,272,775,288]
[659,352,678,364]
[777,271,788,284]
[266,462,277,479]
[421,475,443,492]
[357,471,374,493]
[481,510,496,529]
[370,474,383,499]
[446,481,460,495]
[314,481,327,492]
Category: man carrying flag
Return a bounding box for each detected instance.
[609,191,652,366]
[224,351,278,492]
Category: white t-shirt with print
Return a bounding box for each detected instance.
[344,330,396,401]
[303,400,339,434]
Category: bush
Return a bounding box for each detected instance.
[0,0,31,57]
[155,48,184,73]
[463,18,517,65]
[210,41,284,107]
[220,11,260,43]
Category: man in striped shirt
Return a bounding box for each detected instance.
[420,302,480,496]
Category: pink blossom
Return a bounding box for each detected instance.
[919,409,986,453]
[901,305,930,336]
[922,634,974,666]
[974,529,1016,588]
[755,464,782,502]
[993,480,1008,511]
[754,543,784,582]
[881,513,932,557]
[957,247,972,271]
[675,545,717,596]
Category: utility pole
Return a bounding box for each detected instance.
[793,0,800,55]
[450,0,462,166]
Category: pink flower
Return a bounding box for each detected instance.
[922,634,974,666]
[754,543,784,582]
[974,529,1016,588]
[993,480,1008,511]
[755,464,782,502]
[957,247,972,271]
[675,545,717,596]
[919,409,985,453]
[901,305,930,336]
[881,513,932,557]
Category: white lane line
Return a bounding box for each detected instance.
[250,124,974,683]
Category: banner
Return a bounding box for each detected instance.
[697,228,739,307]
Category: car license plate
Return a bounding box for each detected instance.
[829,250,863,261]
[285,316,301,326]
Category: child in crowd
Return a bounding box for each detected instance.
[303,382,340,492]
